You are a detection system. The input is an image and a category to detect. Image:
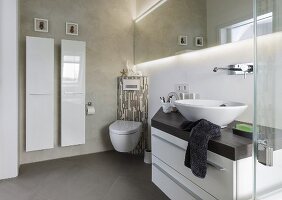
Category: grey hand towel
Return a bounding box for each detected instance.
[182,119,221,178]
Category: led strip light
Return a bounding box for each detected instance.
[134,0,168,23]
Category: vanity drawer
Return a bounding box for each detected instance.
[152,164,198,200]
[152,155,217,200]
[151,127,236,200]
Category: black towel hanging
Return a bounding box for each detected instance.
[182,119,221,178]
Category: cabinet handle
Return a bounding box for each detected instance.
[152,134,225,171]
[29,93,50,95]
[152,134,187,150]
[64,92,84,94]
[207,161,225,171]
[153,163,203,200]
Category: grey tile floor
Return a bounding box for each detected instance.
[0,151,169,200]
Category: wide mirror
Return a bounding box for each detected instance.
[134,0,275,64]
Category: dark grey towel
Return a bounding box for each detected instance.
[181,119,221,178]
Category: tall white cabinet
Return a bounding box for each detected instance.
[26,36,54,152]
[61,40,86,147]
[0,0,19,180]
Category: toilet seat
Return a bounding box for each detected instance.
[109,120,142,135]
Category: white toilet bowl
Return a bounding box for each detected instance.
[109,120,142,152]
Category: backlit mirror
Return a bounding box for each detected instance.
[134,0,275,64]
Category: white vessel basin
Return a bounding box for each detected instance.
[174,99,248,127]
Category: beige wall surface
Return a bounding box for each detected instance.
[19,0,134,164]
[134,0,207,64]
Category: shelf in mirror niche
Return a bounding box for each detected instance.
[61,39,86,147]
[175,49,195,56]
[134,0,274,64]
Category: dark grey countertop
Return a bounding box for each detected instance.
[151,108,253,161]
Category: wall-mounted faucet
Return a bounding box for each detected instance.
[213,63,253,79]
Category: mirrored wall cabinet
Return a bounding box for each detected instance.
[61,40,86,147]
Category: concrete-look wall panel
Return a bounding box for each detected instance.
[19,0,134,164]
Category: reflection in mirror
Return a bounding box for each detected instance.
[134,0,276,64]
[63,55,81,83]
[220,13,272,44]
[61,40,86,94]
[134,0,207,64]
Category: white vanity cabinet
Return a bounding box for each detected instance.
[151,127,253,200]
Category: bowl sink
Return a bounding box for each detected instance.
[174,99,248,127]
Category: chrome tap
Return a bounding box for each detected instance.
[213,63,253,79]
[213,67,240,72]
[167,92,179,100]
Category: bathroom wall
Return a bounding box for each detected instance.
[136,39,254,145]
[134,0,207,64]
[0,0,19,179]
[19,0,134,164]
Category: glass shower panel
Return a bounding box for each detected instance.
[255,0,282,199]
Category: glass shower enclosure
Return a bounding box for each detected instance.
[254,0,282,199]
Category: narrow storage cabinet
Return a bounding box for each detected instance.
[61,40,86,147]
[26,36,54,152]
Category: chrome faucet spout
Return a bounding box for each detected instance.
[213,64,253,79]
[167,92,179,100]
[213,67,229,72]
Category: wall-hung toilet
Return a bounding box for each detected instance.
[109,120,142,152]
